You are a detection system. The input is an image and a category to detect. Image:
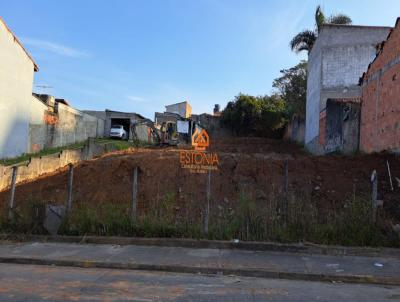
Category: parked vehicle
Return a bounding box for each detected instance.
[110,125,128,140]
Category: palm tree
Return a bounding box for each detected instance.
[315,5,325,32]
[290,30,317,53]
[290,5,352,54]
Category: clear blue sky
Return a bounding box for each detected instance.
[1,1,399,118]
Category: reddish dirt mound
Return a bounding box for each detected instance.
[0,138,399,223]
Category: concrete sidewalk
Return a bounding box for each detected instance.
[0,241,399,285]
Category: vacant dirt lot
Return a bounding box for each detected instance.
[0,138,399,225]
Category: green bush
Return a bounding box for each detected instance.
[220,94,287,138]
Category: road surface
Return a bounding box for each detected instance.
[0,263,399,301]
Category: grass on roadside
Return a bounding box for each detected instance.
[1,187,398,248]
[0,138,154,167]
[94,138,152,150]
[0,141,86,166]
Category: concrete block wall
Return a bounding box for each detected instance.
[322,46,377,89]
[134,124,155,143]
[29,95,49,152]
[0,149,81,192]
[29,96,105,152]
[361,20,400,153]
[0,140,117,192]
[97,118,105,138]
[284,115,305,144]
[82,110,106,138]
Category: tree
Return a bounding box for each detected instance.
[289,30,317,54]
[257,94,287,135]
[290,5,352,54]
[315,5,326,32]
[328,14,352,25]
[273,61,307,119]
[220,94,286,137]
[220,94,260,135]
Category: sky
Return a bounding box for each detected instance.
[1,0,399,119]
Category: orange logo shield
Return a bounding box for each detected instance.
[180,128,218,174]
[192,129,209,151]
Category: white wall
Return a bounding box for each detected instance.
[0,20,35,158]
[29,95,48,152]
[322,46,377,89]
[29,97,104,151]
[305,40,322,145]
[165,102,192,118]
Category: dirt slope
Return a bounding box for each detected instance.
[0,138,399,223]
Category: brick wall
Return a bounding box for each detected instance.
[361,19,400,153]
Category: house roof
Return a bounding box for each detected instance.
[105,109,146,119]
[32,93,46,105]
[33,93,72,107]
[55,98,70,106]
[0,17,39,72]
[360,17,400,85]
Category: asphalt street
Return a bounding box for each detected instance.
[0,241,399,285]
[0,263,399,301]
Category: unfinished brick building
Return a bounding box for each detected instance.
[360,18,400,153]
[305,24,390,154]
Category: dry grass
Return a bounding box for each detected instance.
[1,188,397,247]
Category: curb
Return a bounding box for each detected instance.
[1,234,399,258]
[0,256,399,286]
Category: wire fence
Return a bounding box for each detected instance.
[0,158,398,247]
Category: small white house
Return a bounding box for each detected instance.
[165,101,192,118]
[0,17,38,158]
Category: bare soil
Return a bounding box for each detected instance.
[1,138,399,224]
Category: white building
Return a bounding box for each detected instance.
[0,17,38,158]
[165,101,192,118]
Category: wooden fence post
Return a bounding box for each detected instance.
[131,166,138,220]
[204,170,211,235]
[387,160,394,191]
[8,166,18,220]
[284,160,289,194]
[282,160,289,225]
[66,164,74,214]
[371,170,378,223]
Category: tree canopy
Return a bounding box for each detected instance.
[273,61,307,119]
[220,94,286,137]
[290,5,352,54]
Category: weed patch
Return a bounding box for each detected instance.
[1,190,398,247]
